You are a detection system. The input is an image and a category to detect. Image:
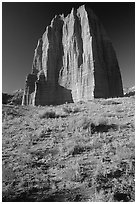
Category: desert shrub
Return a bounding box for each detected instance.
[76,117,95,134]
[67,118,78,132]
[36,128,52,141]
[101,100,121,106]
[55,109,68,118]
[95,117,108,126]
[77,117,118,134]
[63,107,72,114]
[63,106,80,114]
[39,110,59,119]
[70,144,85,156]
[77,117,90,129]
[115,107,124,113]
[73,107,80,113]
[2,107,23,120]
[38,109,68,119]
[119,123,131,130]
[77,100,85,104]
[95,118,118,132]
[103,113,116,118]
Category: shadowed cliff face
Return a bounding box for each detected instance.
[22,5,123,106]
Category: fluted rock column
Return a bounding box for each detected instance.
[22,74,37,105]
[22,5,123,106]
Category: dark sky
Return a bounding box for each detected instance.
[2,2,135,93]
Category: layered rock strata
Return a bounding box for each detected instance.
[22,5,123,106]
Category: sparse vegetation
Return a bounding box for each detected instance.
[2,96,135,201]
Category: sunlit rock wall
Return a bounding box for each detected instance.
[22,5,123,106]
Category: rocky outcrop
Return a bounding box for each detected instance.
[22,5,123,106]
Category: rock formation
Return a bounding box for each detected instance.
[124,86,135,97]
[22,5,123,106]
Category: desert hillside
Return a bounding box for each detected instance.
[2,96,135,201]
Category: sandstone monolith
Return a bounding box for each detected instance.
[22,5,123,106]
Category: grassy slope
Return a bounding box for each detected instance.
[2,96,135,202]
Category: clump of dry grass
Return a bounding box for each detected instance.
[38,108,68,119]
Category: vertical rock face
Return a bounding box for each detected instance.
[22,5,123,106]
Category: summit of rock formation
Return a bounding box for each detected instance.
[22,5,123,106]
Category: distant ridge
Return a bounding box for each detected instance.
[124,86,135,97]
[2,89,24,105]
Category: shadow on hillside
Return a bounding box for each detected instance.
[94,124,118,133]
[85,123,118,134]
[3,186,85,202]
